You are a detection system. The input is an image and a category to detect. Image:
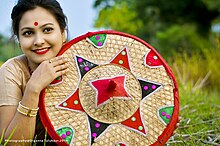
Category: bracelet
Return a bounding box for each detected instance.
[16,101,39,117]
[19,101,39,111]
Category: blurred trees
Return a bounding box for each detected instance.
[93,0,220,91]
[93,0,220,57]
[0,34,22,63]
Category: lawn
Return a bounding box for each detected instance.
[167,87,220,145]
[166,48,220,145]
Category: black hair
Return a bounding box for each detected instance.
[11,0,68,38]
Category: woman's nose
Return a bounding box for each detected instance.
[34,33,45,46]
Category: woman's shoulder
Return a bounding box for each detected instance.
[0,55,28,71]
[0,55,29,106]
[0,55,29,78]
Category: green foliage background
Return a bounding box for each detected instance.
[0,34,22,64]
[93,0,220,92]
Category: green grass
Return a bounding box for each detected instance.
[0,127,17,146]
[166,47,220,145]
[167,88,220,145]
[169,46,220,92]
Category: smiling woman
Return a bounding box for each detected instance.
[0,0,70,146]
[18,6,65,70]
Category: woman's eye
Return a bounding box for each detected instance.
[22,31,33,36]
[43,28,54,33]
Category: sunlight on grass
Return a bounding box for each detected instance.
[166,46,220,145]
[0,127,17,146]
[0,129,5,144]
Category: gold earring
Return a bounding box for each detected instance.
[62,31,66,44]
[18,42,21,48]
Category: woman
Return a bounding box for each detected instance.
[0,0,69,145]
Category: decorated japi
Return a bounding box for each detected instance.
[39,30,179,146]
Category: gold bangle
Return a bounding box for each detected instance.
[16,101,39,117]
[19,101,39,111]
[17,108,37,117]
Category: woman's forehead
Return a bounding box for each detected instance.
[19,7,58,29]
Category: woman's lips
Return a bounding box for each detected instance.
[34,47,50,55]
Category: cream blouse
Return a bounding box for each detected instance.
[0,55,30,106]
[0,55,56,144]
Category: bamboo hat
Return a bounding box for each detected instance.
[39,30,179,146]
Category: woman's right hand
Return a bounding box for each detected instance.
[27,56,69,94]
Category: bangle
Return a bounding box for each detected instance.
[19,101,39,111]
[16,101,39,117]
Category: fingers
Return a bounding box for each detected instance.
[178,116,182,122]
[55,68,69,77]
[48,56,70,76]
[171,116,182,136]
[175,116,181,129]
[175,123,180,129]
[54,61,69,72]
[49,56,69,67]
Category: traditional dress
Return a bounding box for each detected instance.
[0,55,55,146]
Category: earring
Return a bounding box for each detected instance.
[18,42,21,48]
[62,31,67,44]
[62,39,66,44]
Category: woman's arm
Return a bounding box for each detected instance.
[0,56,69,146]
[0,88,39,145]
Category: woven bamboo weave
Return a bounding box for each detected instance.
[40,31,179,146]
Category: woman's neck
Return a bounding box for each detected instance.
[26,57,38,74]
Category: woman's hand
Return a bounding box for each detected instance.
[172,116,181,136]
[27,56,69,93]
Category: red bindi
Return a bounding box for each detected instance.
[34,22,38,26]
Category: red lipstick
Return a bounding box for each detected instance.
[34,48,50,55]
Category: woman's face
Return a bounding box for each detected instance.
[18,6,64,70]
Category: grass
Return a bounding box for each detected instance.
[166,49,220,145]
[167,88,220,145]
[169,46,220,92]
[0,127,17,146]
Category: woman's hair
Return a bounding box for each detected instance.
[11,0,68,38]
